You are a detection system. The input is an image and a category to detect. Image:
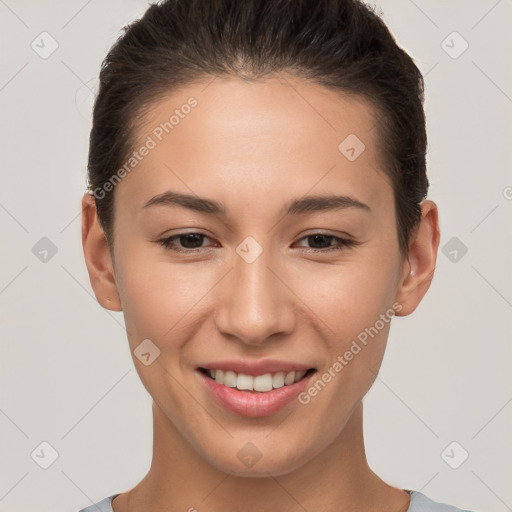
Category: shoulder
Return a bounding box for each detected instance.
[77,494,119,512]
[407,490,478,512]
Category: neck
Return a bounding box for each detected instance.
[116,401,410,512]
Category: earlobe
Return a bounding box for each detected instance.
[81,192,123,312]
[394,200,440,316]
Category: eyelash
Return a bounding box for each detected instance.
[156,232,358,254]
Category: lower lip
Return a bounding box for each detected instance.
[197,370,316,418]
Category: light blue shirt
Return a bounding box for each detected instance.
[77,489,477,512]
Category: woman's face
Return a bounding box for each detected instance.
[100,75,416,475]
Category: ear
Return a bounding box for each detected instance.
[394,200,440,316]
[81,192,122,311]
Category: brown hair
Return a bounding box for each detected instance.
[87,0,428,256]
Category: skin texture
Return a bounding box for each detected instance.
[82,74,439,512]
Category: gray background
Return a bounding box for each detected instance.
[1,1,511,511]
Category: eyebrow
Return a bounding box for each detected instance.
[142,190,371,216]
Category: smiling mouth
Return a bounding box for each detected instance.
[198,367,316,393]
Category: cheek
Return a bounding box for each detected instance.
[114,253,213,408]
[115,250,213,350]
[293,248,400,386]
[290,264,397,438]
[298,255,398,337]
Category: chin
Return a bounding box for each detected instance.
[201,439,315,478]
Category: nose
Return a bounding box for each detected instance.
[214,248,296,346]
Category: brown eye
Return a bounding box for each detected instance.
[294,233,357,252]
[158,233,213,252]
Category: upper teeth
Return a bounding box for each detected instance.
[208,369,308,392]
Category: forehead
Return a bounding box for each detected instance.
[115,74,391,215]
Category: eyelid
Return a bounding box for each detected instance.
[293,233,358,251]
[156,231,219,254]
[156,230,359,253]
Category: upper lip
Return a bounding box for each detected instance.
[197,359,315,376]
